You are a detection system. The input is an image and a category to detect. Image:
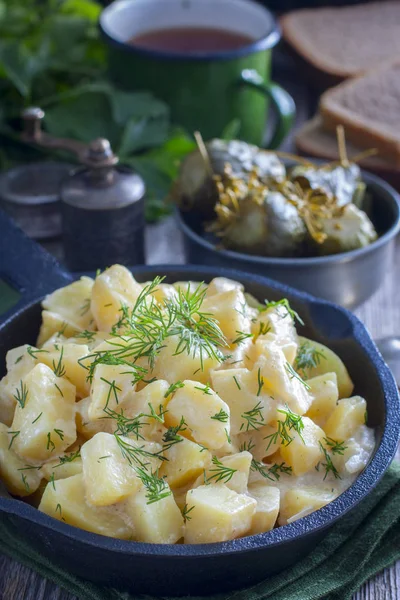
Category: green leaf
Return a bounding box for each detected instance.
[0,40,43,97]
[221,118,241,140]
[110,89,169,125]
[118,116,170,157]
[44,89,121,145]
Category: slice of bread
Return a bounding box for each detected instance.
[295,116,400,190]
[281,1,400,80]
[319,63,400,168]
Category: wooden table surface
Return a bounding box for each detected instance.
[1,57,399,600]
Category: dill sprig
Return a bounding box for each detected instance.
[211,409,229,423]
[182,503,195,523]
[231,331,253,346]
[233,375,241,390]
[47,432,56,452]
[26,346,49,360]
[21,473,30,492]
[75,330,97,342]
[167,284,227,367]
[204,456,237,485]
[162,417,187,451]
[80,298,91,316]
[262,298,304,325]
[55,449,81,467]
[135,467,171,504]
[285,361,311,391]
[13,381,28,409]
[258,322,272,337]
[52,347,66,378]
[164,381,185,397]
[295,341,326,377]
[114,434,165,469]
[32,412,42,424]
[238,439,256,453]
[257,367,264,396]
[240,401,265,432]
[264,405,305,450]
[319,442,341,480]
[7,430,20,449]
[323,437,347,456]
[251,460,292,481]
[194,382,212,395]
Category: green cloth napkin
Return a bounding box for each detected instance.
[1,461,400,600]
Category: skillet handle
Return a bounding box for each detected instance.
[0,210,72,321]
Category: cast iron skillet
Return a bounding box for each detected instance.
[0,210,399,596]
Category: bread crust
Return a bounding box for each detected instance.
[280,2,400,80]
[319,64,400,168]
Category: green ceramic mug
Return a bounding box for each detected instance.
[100,0,295,148]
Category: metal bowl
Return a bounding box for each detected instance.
[0,210,399,595]
[176,170,400,309]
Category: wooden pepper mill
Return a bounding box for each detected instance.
[22,107,146,272]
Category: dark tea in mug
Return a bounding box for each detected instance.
[129,27,255,53]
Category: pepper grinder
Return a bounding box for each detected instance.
[22,107,146,272]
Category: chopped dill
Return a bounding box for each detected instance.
[323,437,347,455]
[164,381,185,397]
[211,409,229,423]
[262,298,304,325]
[240,401,264,432]
[204,456,237,485]
[285,362,311,390]
[319,442,341,480]
[182,503,195,523]
[13,381,28,409]
[295,341,326,377]
[233,375,241,390]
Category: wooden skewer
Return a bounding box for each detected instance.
[194,131,213,176]
[336,125,349,167]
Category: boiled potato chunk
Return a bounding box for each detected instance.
[306,373,339,427]
[297,337,354,399]
[11,364,76,462]
[160,437,212,488]
[201,288,250,342]
[81,432,141,506]
[279,487,338,525]
[37,311,81,347]
[39,343,91,399]
[184,484,256,543]
[211,368,276,435]
[41,456,83,481]
[39,474,131,538]
[206,277,244,296]
[251,304,298,351]
[91,265,142,333]
[280,416,325,476]
[75,396,111,439]
[164,380,230,450]
[237,423,280,461]
[116,379,170,440]
[42,277,95,330]
[324,396,367,441]
[124,485,183,544]
[0,345,37,425]
[248,482,280,534]
[151,334,221,385]
[89,363,136,420]
[255,340,312,415]
[0,423,42,496]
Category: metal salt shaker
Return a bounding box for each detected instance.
[22,108,146,272]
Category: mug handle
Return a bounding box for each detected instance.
[238,69,296,149]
